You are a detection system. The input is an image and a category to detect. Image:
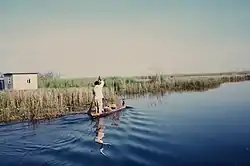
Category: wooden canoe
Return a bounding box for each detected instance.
[88,105,127,118]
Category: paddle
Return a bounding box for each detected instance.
[87,96,95,114]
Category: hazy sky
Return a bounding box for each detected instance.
[1,0,250,77]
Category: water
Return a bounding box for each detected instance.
[0,82,250,166]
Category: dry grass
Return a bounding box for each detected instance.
[0,74,249,123]
[0,87,116,123]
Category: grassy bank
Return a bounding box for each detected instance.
[0,74,249,123]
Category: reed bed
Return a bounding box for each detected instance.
[0,87,116,123]
[0,74,249,123]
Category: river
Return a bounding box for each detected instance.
[0,81,250,166]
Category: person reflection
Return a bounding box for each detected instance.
[94,117,104,144]
[94,118,110,156]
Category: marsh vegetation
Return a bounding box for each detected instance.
[0,73,249,123]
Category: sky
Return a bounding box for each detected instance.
[1,0,250,77]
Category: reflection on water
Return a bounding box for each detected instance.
[94,118,104,144]
[93,111,122,156]
[94,118,108,156]
[108,111,121,126]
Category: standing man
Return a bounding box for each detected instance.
[93,76,105,115]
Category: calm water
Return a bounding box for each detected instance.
[0,82,250,166]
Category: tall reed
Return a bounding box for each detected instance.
[0,74,249,123]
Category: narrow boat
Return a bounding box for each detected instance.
[88,100,127,118]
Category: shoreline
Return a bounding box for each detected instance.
[0,109,88,125]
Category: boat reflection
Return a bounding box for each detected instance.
[108,112,121,127]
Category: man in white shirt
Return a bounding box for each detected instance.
[93,76,105,115]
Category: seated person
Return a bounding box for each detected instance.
[105,103,117,112]
[110,103,117,109]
